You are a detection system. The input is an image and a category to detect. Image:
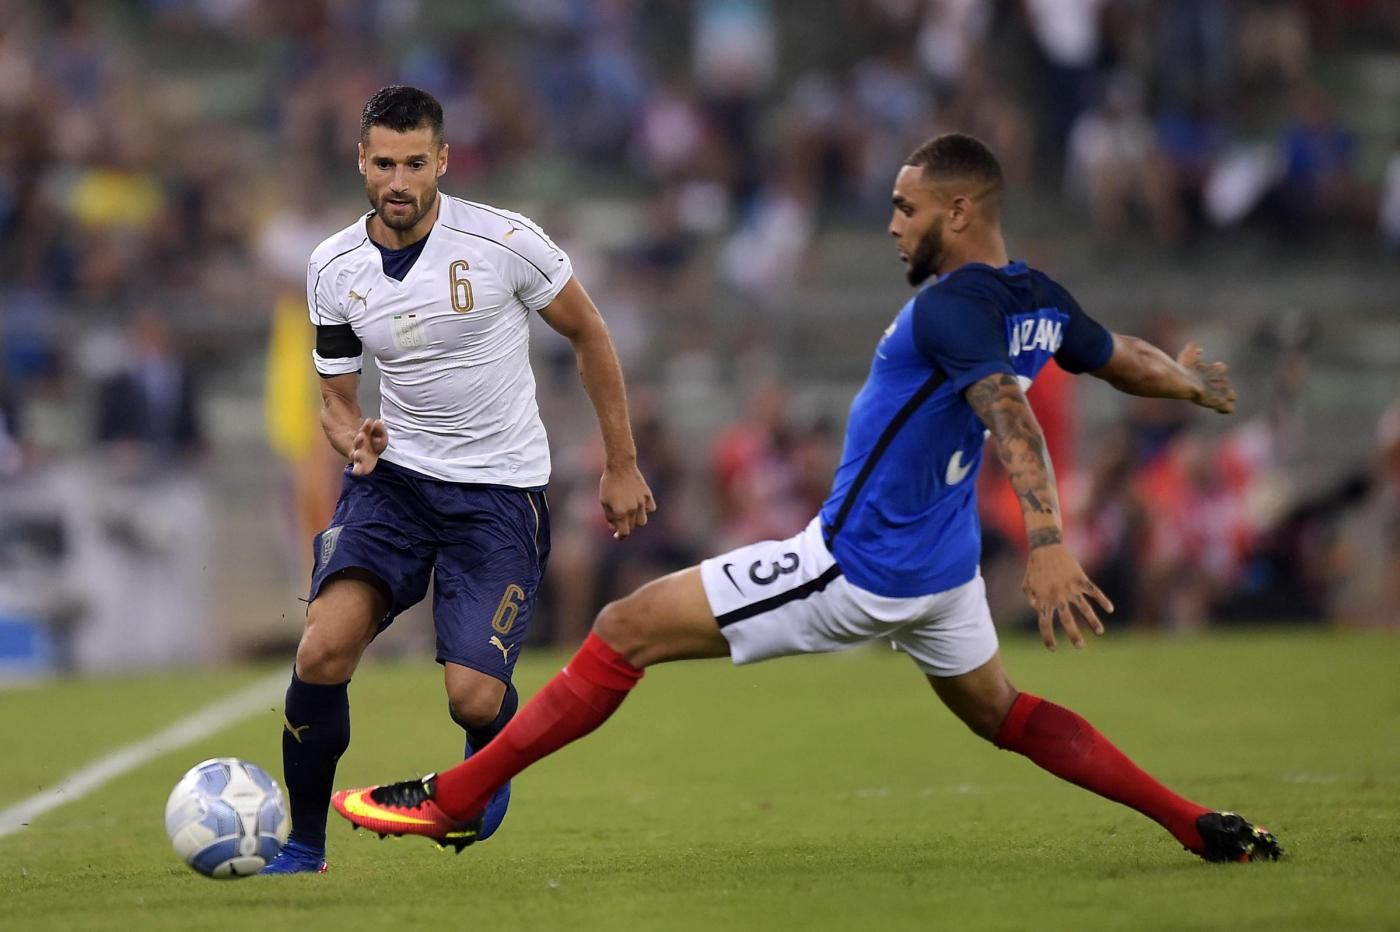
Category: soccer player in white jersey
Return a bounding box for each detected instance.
[333,134,1282,865]
[262,86,655,874]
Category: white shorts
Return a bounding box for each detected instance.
[699,518,999,677]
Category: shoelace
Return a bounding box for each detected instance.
[369,776,434,808]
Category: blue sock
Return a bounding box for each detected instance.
[281,668,350,851]
[460,681,518,758]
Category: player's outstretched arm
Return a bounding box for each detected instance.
[319,372,387,475]
[1092,336,1237,413]
[537,277,656,540]
[966,372,1114,650]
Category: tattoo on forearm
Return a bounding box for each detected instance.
[966,373,1061,534]
[1028,527,1062,549]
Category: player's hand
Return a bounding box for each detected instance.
[350,418,389,476]
[599,463,656,540]
[1022,543,1114,651]
[1178,344,1236,414]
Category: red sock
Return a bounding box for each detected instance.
[434,632,643,820]
[994,692,1211,853]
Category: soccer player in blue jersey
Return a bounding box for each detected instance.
[332,133,1282,863]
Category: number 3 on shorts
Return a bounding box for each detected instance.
[749,552,800,586]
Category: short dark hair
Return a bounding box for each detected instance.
[904,133,1003,195]
[361,85,444,143]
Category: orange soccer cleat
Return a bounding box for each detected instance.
[332,775,482,852]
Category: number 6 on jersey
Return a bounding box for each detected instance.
[449,259,474,313]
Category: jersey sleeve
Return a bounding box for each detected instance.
[1051,287,1114,374]
[307,257,363,377]
[499,211,573,311]
[911,288,1015,393]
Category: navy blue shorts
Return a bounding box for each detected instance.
[309,459,551,683]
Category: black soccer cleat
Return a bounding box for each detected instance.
[1194,811,1284,863]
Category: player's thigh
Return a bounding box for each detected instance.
[298,570,390,683]
[890,573,1000,680]
[926,651,1018,742]
[431,488,548,683]
[595,567,731,668]
[699,518,873,666]
[308,464,435,630]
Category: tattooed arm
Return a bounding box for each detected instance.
[965,372,1113,650]
[1092,336,1237,413]
[965,373,1064,549]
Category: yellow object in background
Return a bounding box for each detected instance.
[70,169,164,231]
[264,293,320,461]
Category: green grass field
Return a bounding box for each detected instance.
[3,629,1399,931]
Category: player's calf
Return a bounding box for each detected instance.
[450,676,519,844]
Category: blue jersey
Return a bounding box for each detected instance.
[817,261,1113,598]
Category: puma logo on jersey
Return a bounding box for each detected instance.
[489,635,511,663]
[502,222,522,240]
[348,288,372,308]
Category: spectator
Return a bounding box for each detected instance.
[1069,425,1148,623]
[710,378,809,551]
[1153,99,1229,238]
[94,311,204,472]
[1259,83,1361,238]
[1065,74,1181,244]
[917,0,993,99]
[1152,0,1236,114]
[1021,0,1109,175]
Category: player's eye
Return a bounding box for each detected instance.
[410,161,426,170]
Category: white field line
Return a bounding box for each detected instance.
[0,670,286,838]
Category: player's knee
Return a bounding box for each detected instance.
[593,596,651,666]
[446,679,508,730]
[294,629,361,684]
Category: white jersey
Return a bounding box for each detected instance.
[307,194,572,485]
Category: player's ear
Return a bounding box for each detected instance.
[948,194,973,233]
[357,142,367,177]
[437,142,449,178]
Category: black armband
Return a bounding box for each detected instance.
[316,323,362,359]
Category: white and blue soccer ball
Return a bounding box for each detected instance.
[164,757,290,878]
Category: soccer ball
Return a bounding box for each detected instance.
[164,757,290,878]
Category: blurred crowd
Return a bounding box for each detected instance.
[1,0,1398,673]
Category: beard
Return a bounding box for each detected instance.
[369,184,436,231]
[904,217,945,286]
